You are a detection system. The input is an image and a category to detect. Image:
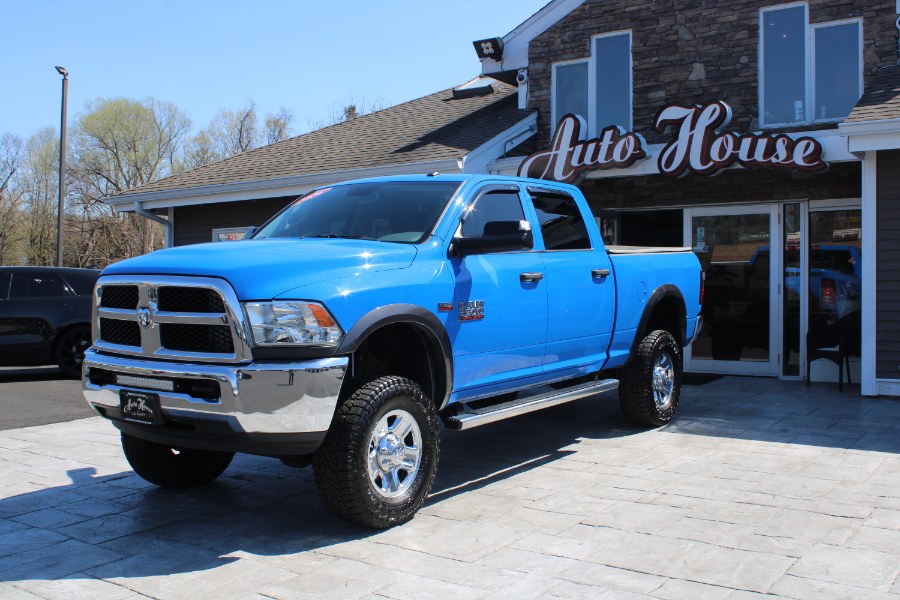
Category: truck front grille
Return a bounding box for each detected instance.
[160,324,234,353]
[157,287,225,313]
[100,318,141,347]
[100,285,138,309]
[93,276,251,363]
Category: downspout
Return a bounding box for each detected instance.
[133,201,173,248]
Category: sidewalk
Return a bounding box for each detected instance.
[0,377,898,599]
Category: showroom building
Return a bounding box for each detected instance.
[106,0,900,395]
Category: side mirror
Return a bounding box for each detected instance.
[244,226,258,239]
[450,220,533,257]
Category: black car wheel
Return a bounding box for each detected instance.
[55,325,91,379]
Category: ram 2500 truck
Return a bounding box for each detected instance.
[82,174,702,528]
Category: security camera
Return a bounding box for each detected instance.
[516,69,528,84]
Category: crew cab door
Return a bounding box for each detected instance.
[525,187,615,376]
[445,184,548,398]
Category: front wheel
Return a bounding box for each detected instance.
[121,433,234,488]
[619,330,682,427]
[313,376,439,529]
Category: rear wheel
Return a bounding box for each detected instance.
[313,376,439,528]
[55,326,91,379]
[121,433,234,489]
[619,330,682,427]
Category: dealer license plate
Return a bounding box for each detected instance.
[120,389,161,426]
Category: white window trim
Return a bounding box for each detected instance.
[759,3,863,128]
[589,30,633,136]
[759,2,810,128]
[550,30,633,136]
[551,58,590,132]
[810,18,864,124]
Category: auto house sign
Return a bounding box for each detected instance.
[518,100,828,183]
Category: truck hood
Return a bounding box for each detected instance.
[101,238,418,300]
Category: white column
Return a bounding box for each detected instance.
[861,152,877,396]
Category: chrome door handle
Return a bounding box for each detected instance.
[592,269,611,278]
[520,272,543,283]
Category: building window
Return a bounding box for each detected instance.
[760,4,862,126]
[814,21,862,121]
[551,31,632,134]
[593,32,632,132]
[552,60,589,129]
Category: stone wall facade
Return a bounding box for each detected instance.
[527,0,897,146]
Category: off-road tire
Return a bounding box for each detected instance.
[619,330,682,427]
[55,325,91,379]
[313,376,440,529]
[121,433,234,489]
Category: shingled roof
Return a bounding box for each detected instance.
[109,78,531,201]
[845,66,900,124]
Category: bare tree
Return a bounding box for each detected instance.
[0,133,24,264]
[306,95,387,130]
[208,101,258,157]
[264,107,294,145]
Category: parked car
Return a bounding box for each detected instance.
[82,175,701,528]
[0,267,100,378]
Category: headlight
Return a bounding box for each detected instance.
[243,301,343,347]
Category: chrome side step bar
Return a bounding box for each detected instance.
[446,379,619,431]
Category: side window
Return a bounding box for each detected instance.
[9,273,69,299]
[531,193,592,251]
[0,272,9,300]
[63,272,99,296]
[461,190,526,238]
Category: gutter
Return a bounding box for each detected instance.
[134,201,173,248]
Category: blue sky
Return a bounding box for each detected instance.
[0,1,548,141]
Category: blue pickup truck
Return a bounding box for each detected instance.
[82,174,701,527]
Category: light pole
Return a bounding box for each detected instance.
[55,66,68,267]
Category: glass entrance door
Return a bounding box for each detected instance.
[684,206,780,375]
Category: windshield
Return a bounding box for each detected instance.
[253,181,461,244]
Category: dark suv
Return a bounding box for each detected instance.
[0,267,99,378]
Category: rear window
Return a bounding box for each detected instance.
[9,273,70,299]
[811,249,856,276]
[63,272,100,296]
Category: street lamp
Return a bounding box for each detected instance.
[55,66,68,267]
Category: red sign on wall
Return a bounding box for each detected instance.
[518,100,827,182]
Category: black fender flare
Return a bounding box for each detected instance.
[336,304,454,410]
[628,285,687,359]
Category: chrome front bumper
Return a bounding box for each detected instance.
[82,348,348,454]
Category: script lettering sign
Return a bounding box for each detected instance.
[517,114,647,183]
[655,101,826,177]
[518,101,827,182]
